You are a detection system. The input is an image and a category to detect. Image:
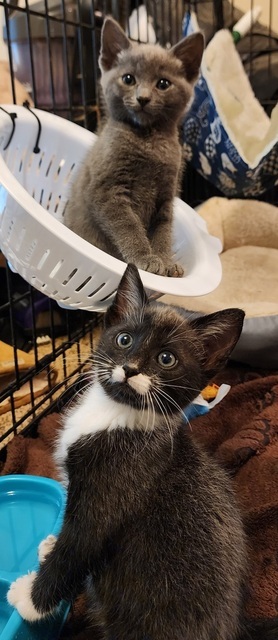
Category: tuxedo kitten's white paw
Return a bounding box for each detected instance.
[38,534,57,563]
[7,572,45,621]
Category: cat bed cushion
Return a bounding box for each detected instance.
[161,197,278,368]
[181,18,278,198]
[187,0,278,114]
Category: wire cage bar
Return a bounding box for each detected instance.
[0,0,277,452]
[0,253,101,452]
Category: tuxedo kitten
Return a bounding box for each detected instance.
[8,265,278,639]
[64,17,204,277]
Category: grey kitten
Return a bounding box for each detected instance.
[64,17,204,276]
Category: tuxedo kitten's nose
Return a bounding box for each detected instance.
[137,96,150,108]
[123,364,139,379]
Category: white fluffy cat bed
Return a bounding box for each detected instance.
[162,197,278,368]
[0,105,222,312]
[182,22,278,198]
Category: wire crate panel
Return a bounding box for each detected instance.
[0,105,222,311]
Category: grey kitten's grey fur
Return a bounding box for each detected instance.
[64,17,204,276]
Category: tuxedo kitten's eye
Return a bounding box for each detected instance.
[156,78,171,90]
[157,351,177,368]
[122,74,136,86]
[116,332,133,348]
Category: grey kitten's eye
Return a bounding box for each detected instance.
[122,74,136,86]
[156,78,171,90]
[157,351,177,368]
[116,332,133,348]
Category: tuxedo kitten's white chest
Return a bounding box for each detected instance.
[55,379,153,474]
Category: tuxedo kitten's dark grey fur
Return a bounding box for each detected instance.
[8,265,278,640]
[64,17,204,276]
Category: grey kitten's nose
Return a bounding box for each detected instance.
[137,96,150,108]
[123,364,139,379]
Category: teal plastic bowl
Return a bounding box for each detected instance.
[0,475,69,639]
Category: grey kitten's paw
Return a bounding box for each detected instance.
[166,263,184,278]
[138,255,166,275]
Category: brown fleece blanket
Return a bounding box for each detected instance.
[1,363,278,637]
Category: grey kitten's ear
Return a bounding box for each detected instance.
[171,32,204,83]
[191,309,245,376]
[99,17,131,72]
[105,264,147,327]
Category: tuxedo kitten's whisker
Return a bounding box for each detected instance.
[97,376,110,384]
[96,373,111,384]
[93,359,111,368]
[93,353,117,366]
[44,368,93,399]
[96,364,115,375]
[136,395,156,455]
[154,384,185,417]
[182,413,193,433]
[145,392,156,434]
[152,390,174,453]
[93,349,114,359]
[94,360,110,368]
[152,388,177,429]
[146,392,155,433]
[157,389,193,424]
[160,373,199,386]
[64,380,96,411]
[161,381,201,394]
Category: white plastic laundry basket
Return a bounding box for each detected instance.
[0,105,222,312]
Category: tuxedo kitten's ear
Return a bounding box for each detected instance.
[105,264,148,327]
[191,309,245,376]
[99,17,131,72]
[171,32,204,83]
